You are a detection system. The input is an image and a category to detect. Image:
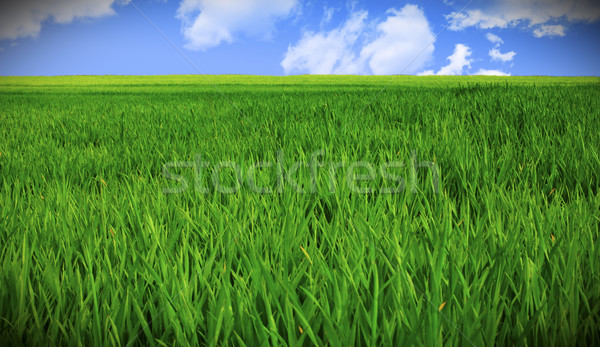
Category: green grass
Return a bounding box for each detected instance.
[1,75,599,346]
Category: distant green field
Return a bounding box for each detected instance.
[1,75,599,346]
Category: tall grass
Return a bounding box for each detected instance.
[1,75,599,345]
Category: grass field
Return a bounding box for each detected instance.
[1,75,599,346]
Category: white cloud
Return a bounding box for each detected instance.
[489,47,516,62]
[321,6,335,27]
[0,0,129,40]
[281,10,367,74]
[533,24,566,37]
[446,0,600,37]
[436,43,473,75]
[281,4,435,75]
[415,40,514,77]
[177,0,299,51]
[484,32,516,63]
[485,33,503,44]
[417,70,435,76]
[417,43,473,76]
[473,68,511,76]
[448,9,512,30]
[360,6,436,75]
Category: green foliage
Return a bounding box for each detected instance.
[0,75,599,346]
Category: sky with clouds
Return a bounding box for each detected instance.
[0,0,599,76]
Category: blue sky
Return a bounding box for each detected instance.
[1,0,599,76]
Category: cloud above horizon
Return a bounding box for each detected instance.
[418,43,472,76]
[418,43,511,76]
[489,47,516,62]
[281,10,368,74]
[281,4,435,75]
[473,68,511,76]
[446,0,600,37]
[533,24,566,37]
[176,0,299,51]
[0,0,129,40]
[485,33,504,44]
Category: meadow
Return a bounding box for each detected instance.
[0,75,599,346]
